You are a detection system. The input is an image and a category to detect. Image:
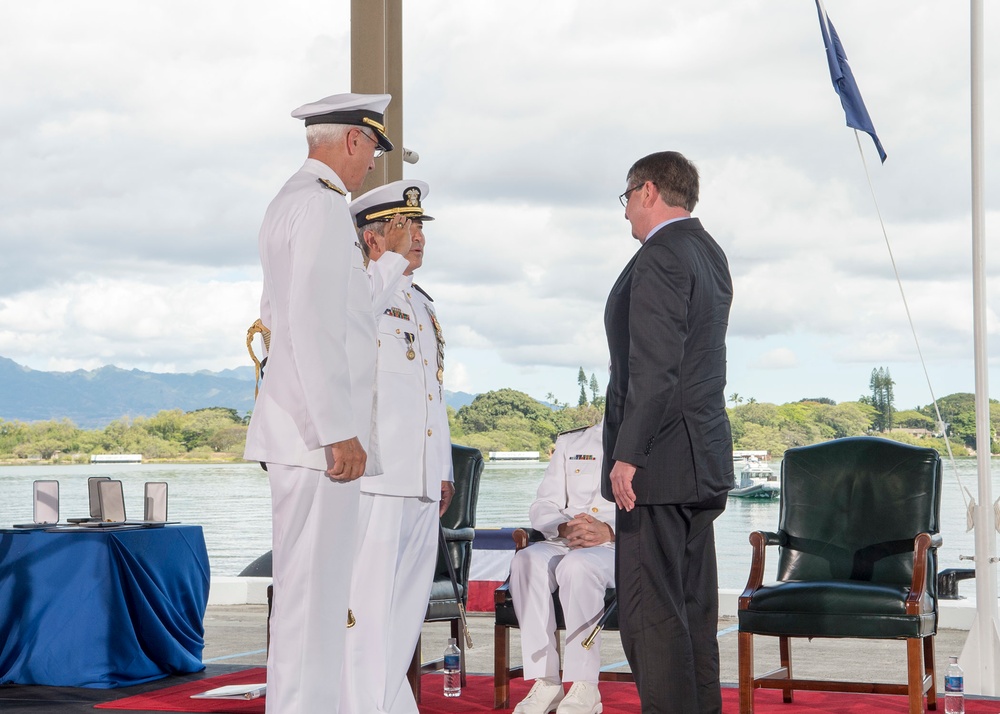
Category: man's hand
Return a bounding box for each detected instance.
[609,460,637,512]
[325,437,367,482]
[557,513,614,549]
[439,481,455,517]
[382,213,412,255]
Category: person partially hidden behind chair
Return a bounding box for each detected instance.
[509,420,614,714]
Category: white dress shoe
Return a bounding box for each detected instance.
[513,678,565,714]
[555,681,602,714]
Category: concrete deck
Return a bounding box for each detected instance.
[203,603,972,693]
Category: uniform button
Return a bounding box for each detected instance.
[424,359,429,365]
[428,394,433,401]
[419,324,424,331]
[395,328,401,334]
[406,292,411,298]
[377,339,381,347]
[427,429,433,436]
[592,507,599,513]
[575,468,580,473]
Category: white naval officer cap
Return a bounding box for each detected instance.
[349,180,434,227]
[291,93,394,152]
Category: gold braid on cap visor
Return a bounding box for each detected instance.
[362,116,387,137]
[363,207,424,222]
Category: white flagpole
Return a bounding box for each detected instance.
[958,0,1000,695]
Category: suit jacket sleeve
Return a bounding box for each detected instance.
[613,242,690,468]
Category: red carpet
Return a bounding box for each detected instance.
[95,669,267,712]
[96,668,1000,713]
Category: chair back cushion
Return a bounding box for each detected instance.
[777,437,941,587]
[424,444,485,621]
[442,445,485,530]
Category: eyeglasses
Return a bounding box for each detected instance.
[358,129,384,159]
[618,183,643,208]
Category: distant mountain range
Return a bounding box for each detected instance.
[0,356,477,429]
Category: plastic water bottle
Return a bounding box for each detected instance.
[443,638,461,697]
[945,655,964,714]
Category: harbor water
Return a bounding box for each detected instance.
[0,457,992,592]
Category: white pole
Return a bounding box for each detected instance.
[960,0,1000,696]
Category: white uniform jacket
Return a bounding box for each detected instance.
[363,276,453,498]
[244,159,406,472]
[530,422,614,543]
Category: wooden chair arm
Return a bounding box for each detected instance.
[738,531,784,609]
[494,582,511,607]
[512,528,545,551]
[906,531,942,615]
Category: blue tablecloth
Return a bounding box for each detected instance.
[0,524,210,688]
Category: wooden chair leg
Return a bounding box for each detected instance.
[779,636,793,703]
[451,619,467,687]
[924,636,937,710]
[408,634,422,704]
[494,623,511,709]
[738,630,754,714]
[906,637,926,714]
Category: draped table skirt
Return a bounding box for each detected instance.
[0,524,210,688]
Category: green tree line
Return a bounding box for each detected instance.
[3,372,998,463]
[0,407,249,462]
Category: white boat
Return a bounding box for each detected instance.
[730,456,780,500]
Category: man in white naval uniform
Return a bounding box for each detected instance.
[243,93,412,714]
[509,421,615,714]
[340,180,455,714]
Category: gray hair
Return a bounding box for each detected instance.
[356,220,387,258]
[305,123,354,150]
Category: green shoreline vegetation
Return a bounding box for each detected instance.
[1,375,998,466]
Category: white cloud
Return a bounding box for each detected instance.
[0,275,260,372]
[0,0,997,411]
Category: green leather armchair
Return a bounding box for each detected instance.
[737,436,942,714]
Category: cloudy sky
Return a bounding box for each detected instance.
[0,1,997,411]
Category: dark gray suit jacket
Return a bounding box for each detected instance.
[602,217,734,505]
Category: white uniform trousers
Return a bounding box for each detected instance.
[341,492,439,714]
[509,541,615,683]
[266,463,360,714]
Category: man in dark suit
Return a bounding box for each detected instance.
[602,150,734,713]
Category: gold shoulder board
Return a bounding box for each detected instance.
[317,178,346,195]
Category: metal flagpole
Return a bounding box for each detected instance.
[958,0,1000,695]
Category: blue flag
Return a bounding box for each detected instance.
[814,0,887,162]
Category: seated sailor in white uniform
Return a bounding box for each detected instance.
[509,420,614,714]
[340,179,455,714]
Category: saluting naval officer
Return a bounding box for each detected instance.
[243,93,414,714]
[508,420,615,714]
[340,180,455,714]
